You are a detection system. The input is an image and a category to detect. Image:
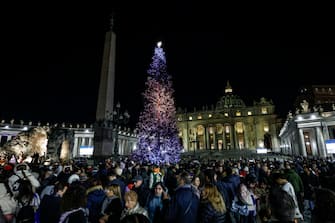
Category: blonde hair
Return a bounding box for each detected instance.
[124,190,138,202]
[106,184,122,198]
[202,183,226,213]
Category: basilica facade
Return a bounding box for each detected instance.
[176,82,282,155]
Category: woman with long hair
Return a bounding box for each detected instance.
[199,183,226,223]
[59,182,88,223]
[145,182,166,223]
[99,184,123,223]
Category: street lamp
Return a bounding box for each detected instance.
[111,102,130,156]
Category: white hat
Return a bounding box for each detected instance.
[115,167,123,176]
[68,174,80,184]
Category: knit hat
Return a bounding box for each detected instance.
[132,175,143,182]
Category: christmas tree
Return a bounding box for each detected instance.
[131,41,182,165]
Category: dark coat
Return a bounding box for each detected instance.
[86,186,106,223]
[103,197,123,223]
[62,209,88,223]
[164,185,200,223]
[199,200,226,223]
[39,194,61,223]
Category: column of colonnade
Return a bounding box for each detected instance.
[316,126,327,158]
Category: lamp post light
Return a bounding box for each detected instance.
[111,102,130,157]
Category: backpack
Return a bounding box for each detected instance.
[16,202,35,223]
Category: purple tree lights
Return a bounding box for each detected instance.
[131,42,182,165]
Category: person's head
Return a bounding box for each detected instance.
[153,165,160,173]
[204,168,216,184]
[238,183,249,195]
[192,175,201,188]
[132,175,143,188]
[61,182,87,212]
[177,171,192,186]
[120,213,150,223]
[153,182,166,196]
[268,187,295,222]
[246,174,257,189]
[201,183,226,213]
[272,170,288,185]
[124,190,138,210]
[105,184,122,198]
[17,178,34,201]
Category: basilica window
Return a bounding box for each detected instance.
[263,123,269,132]
[236,111,241,116]
[261,107,268,114]
[225,126,230,133]
[247,111,252,116]
[236,122,243,133]
[216,124,223,134]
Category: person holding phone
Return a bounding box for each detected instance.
[145,182,167,223]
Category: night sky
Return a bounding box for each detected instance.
[2,3,334,128]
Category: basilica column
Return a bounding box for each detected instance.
[316,126,327,158]
[232,125,237,149]
[205,126,210,150]
[222,127,226,149]
[298,129,307,157]
[213,127,217,150]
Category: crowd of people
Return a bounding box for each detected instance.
[0,153,334,223]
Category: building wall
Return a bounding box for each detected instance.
[176,96,281,153]
[0,121,137,159]
[279,109,335,158]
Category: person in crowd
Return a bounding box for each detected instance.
[106,167,127,199]
[254,178,270,223]
[39,181,67,223]
[99,184,123,223]
[57,164,73,185]
[120,190,149,223]
[86,177,106,223]
[149,165,163,189]
[163,165,178,197]
[301,165,319,214]
[311,187,335,223]
[284,162,304,214]
[59,182,88,223]
[231,183,257,223]
[163,170,200,223]
[131,175,150,208]
[15,176,41,223]
[191,174,202,199]
[0,177,16,223]
[120,213,150,223]
[199,183,226,223]
[145,182,166,223]
[268,186,296,223]
[8,163,40,197]
[272,171,304,223]
[222,166,240,223]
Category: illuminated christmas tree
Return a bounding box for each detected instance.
[131,42,182,165]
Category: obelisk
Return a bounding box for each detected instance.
[93,17,116,157]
